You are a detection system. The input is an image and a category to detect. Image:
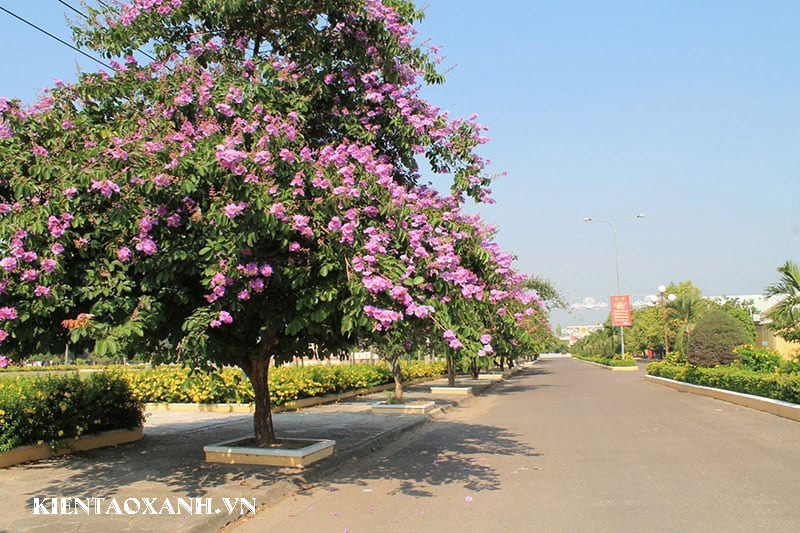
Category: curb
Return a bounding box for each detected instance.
[333,415,430,464]
[645,375,800,422]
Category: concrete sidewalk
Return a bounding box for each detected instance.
[0,371,523,533]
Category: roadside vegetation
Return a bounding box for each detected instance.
[123,361,447,405]
[0,372,144,451]
[648,343,800,401]
[572,354,636,367]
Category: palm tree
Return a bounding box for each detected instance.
[668,293,703,356]
[765,261,800,342]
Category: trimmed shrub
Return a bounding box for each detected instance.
[573,354,636,367]
[123,361,447,405]
[646,362,800,404]
[0,364,147,374]
[0,372,144,451]
[688,309,751,367]
[401,360,447,379]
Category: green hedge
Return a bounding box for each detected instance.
[573,354,637,367]
[123,361,447,405]
[0,364,147,373]
[0,372,145,451]
[646,362,800,404]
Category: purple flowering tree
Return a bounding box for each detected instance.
[0,0,549,445]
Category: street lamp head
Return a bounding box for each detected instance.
[667,294,677,302]
[636,213,646,219]
[657,284,667,293]
[582,217,592,222]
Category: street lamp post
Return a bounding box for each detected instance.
[583,214,645,359]
[658,285,676,357]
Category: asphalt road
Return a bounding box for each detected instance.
[230,357,800,533]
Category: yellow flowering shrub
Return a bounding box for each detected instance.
[0,372,144,451]
[122,361,447,405]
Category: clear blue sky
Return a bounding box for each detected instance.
[2,1,799,328]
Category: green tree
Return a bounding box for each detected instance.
[625,305,665,355]
[688,309,750,367]
[520,276,565,310]
[667,285,705,357]
[709,299,757,342]
[0,0,540,446]
[571,329,613,358]
[765,261,800,342]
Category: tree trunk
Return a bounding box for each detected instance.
[684,321,691,355]
[508,356,514,369]
[446,354,455,387]
[240,353,276,447]
[470,359,479,380]
[499,356,505,371]
[391,358,404,403]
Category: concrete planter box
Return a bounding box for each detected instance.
[0,427,143,468]
[430,386,474,396]
[370,401,436,414]
[204,437,335,468]
[456,380,492,391]
[478,374,504,381]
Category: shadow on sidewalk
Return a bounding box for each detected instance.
[16,418,287,506]
[14,411,424,506]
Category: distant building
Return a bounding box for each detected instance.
[709,294,800,359]
[561,323,603,345]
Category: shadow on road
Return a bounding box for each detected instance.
[487,382,555,396]
[326,421,542,497]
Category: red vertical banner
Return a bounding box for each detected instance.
[610,294,632,327]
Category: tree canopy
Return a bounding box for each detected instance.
[0,0,549,443]
[765,261,800,343]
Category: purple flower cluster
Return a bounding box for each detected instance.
[210,310,234,328]
[363,305,403,330]
[117,247,132,262]
[442,329,463,350]
[135,238,157,256]
[90,179,120,197]
[224,202,247,219]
